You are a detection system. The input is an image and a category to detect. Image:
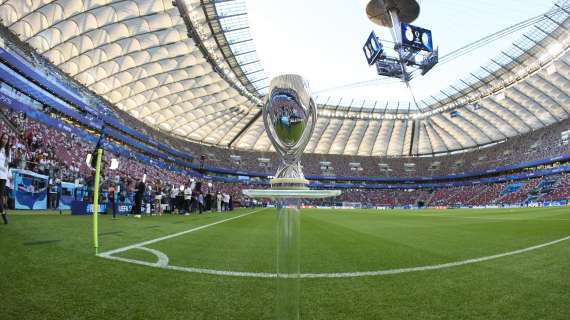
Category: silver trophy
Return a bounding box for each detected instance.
[263,74,317,189]
[244,74,337,320]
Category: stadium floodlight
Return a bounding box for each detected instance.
[109,158,119,170]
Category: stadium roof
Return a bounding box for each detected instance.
[1,0,570,156]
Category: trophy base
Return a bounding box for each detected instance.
[242,189,340,199]
[241,188,340,320]
[270,177,310,190]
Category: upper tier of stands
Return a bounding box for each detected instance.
[0,21,568,183]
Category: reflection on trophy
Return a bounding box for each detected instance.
[243,74,340,320]
[263,74,317,189]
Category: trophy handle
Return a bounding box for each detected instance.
[294,97,317,155]
[262,99,287,156]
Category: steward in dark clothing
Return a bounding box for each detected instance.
[132,180,145,216]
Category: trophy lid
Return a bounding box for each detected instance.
[366,0,420,27]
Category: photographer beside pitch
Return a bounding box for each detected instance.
[131,175,145,218]
[0,134,10,224]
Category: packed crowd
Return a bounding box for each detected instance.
[181,118,570,178]
[2,106,570,210]
[324,174,570,207]
[2,21,569,211]
[542,173,570,202]
[4,20,568,181]
[0,110,246,211]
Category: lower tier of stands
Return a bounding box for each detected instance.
[1,107,570,210]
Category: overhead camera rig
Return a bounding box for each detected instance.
[363,0,438,83]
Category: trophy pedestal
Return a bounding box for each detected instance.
[242,189,340,320]
[269,178,310,190]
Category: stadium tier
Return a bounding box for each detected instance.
[1,106,570,208]
[1,14,570,207]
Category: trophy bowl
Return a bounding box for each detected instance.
[263,74,317,189]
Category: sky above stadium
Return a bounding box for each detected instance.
[246,0,556,108]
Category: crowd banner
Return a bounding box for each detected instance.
[71,197,133,215]
[71,201,107,215]
[12,169,49,210]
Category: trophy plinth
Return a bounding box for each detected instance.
[243,74,340,320]
[270,165,309,189]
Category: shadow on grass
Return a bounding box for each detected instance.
[23,239,62,246]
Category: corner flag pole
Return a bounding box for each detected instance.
[93,147,103,254]
[92,128,105,255]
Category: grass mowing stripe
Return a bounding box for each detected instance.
[98,207,570,278]
[2,207,569,319]
[98,208,266,258]
[97,234,570,278]
[301,235,570,278]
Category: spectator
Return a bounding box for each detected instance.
[198,192,204,214]
[223,193,230,212]
[154,185,163,216]
[170,185,178,214]
[48,178,58,209]
[0,133,10,224]
[132,178,145,218]
[108,182,117,219]
[183,185,192,215]
[216,192,222,212]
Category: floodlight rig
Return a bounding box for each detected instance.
[363,0,438,83]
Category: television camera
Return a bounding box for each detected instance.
[363,0,438,83]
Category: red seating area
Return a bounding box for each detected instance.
[1,108,570,207]
[181,118,570,178]
[541,173,570,202]
[496,180,540,205]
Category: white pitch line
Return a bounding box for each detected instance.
[99,233,570,278]
[101,253,277,278]
[98,208,266,258]
[423,215,570,221]
[134,247,170,267]
[304,235,570,278]
[439,216,545,221]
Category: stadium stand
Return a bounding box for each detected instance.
[1,75,570,209]
[2,101,570,209]
[0,0,569,210]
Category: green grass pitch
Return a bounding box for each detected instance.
[0,207,569,319]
